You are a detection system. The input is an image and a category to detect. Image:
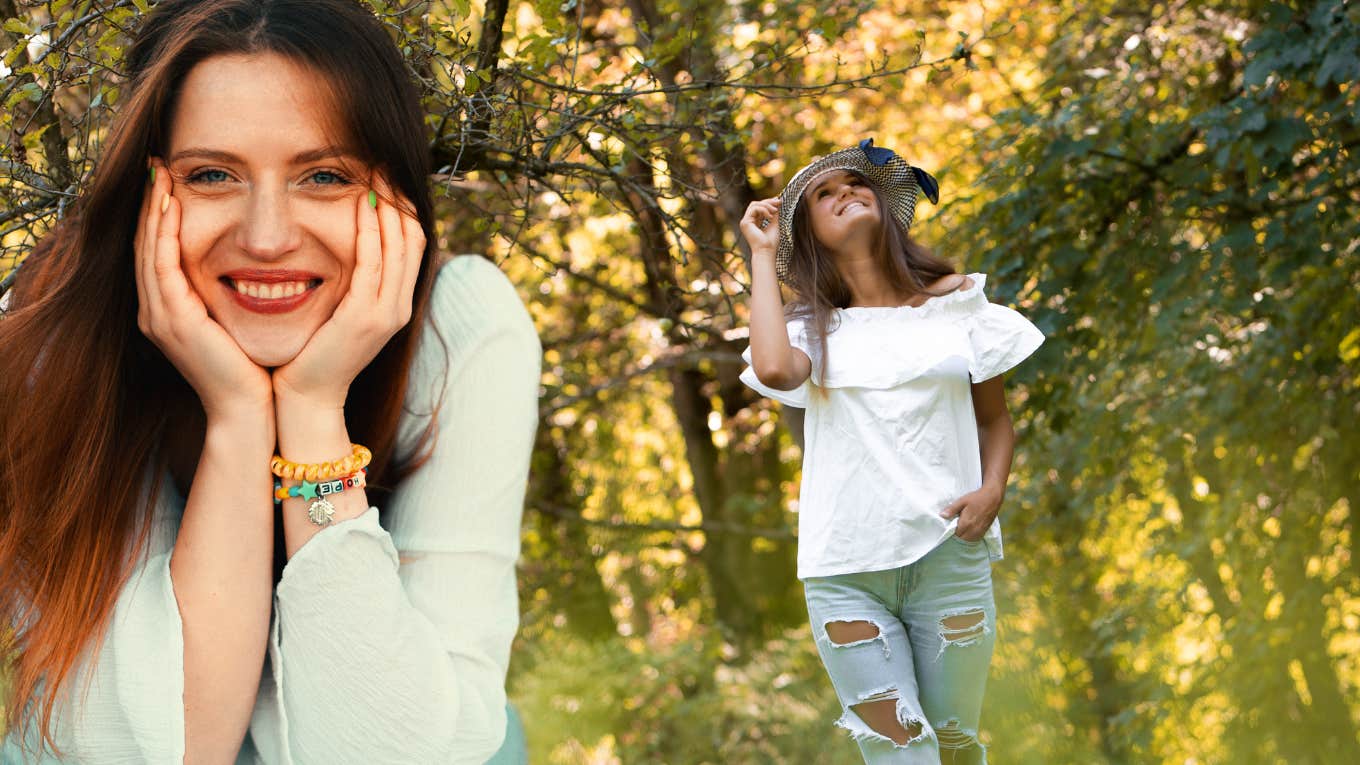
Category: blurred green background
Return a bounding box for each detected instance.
[3,0,1357,762]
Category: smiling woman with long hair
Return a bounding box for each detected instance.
[0,1,540,762]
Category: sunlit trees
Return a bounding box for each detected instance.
[4,0,1357,761]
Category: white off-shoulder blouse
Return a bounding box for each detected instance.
[740,272,1045,579]
[2,255,542,764]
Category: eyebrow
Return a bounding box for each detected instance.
[167,146,357,165]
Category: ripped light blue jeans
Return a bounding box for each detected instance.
[803,535,995,764]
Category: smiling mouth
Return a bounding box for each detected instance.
[839,201,869,216]
[220,276,323,300]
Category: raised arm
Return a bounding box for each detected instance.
[741,198,811,390]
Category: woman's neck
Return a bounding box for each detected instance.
[836,248,908,308]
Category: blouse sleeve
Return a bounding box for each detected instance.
[965,297,1046,383]
[739,316,813,408]
[263,256,541,764]
[1,493,187,764]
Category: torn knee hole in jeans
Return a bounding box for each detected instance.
[935,718,984,753]
[938,609,988,649]
[836,689,931,748]
[825,618,891,660]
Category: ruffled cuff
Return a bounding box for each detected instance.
[739,318,812,408]
[966,302,1046,382]
[739,347,810,408]
[266,508,399,762]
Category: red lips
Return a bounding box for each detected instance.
[219,269,323,315]
[220,268,323,283]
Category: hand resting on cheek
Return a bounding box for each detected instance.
[271,173,426,412]
[135,159,272,420]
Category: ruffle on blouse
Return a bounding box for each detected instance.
[739,273,1046,402]
[965,299,1047,382]
[739,318,813,408]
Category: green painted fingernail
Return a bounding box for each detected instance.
[150,166,156,184]
[368,189,377,209]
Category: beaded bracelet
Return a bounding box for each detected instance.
[270,443,372,482]
[274,469,368,527]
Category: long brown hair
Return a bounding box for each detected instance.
[783,171,958,387]
[0,0,443,748]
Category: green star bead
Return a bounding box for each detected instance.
[299,480,319,500]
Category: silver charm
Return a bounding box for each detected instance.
[306,497,336,526]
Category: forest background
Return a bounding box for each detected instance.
[2,0,1357,762]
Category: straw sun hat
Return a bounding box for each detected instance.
[768,138,940,282]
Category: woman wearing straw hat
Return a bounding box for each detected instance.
[739,139,1044,764]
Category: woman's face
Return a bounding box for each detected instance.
[802,169,881,252]
[164,52,367,367]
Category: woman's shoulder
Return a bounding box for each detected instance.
[399,255,541,432]
[424,254,539,348]
[928,272,976,296]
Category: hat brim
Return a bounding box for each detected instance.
[774,144,933,283]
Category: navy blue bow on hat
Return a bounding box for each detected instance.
[857,138,940,205]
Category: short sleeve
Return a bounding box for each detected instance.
[966,301,1046,383]
[739,317,812,408]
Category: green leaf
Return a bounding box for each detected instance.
[1340,327,1360,363]
[1315,47,1360,87]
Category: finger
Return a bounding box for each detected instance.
[374,174,404,308]
[757,201,781,225]
[939,501,962,519]
[397,200,424,325]
[744,201,778,228]
[139,162,168,326]
[350,181,382,305]
[153,192,199,316]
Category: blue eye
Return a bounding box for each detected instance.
[186,169,231,184]
[308,170,351,186]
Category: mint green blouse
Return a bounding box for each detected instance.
[3,255,542,764]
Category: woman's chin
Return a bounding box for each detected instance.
[234,333,308,369]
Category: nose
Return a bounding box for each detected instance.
[235,184,301,260]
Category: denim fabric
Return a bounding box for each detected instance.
[483,703,527,765]
[804,535,995,764]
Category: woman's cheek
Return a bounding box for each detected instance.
[303,199,360,285]
[174,199,226,296]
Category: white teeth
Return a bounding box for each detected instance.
[231,280,312,300]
